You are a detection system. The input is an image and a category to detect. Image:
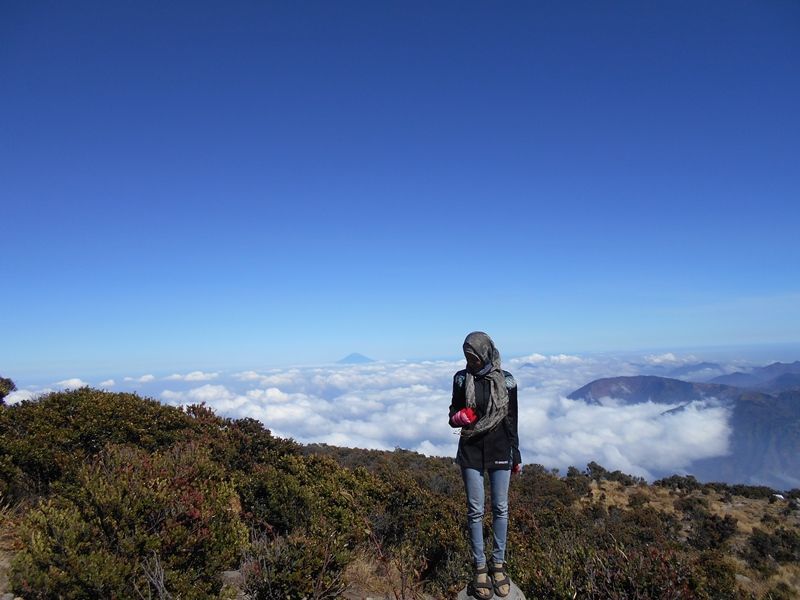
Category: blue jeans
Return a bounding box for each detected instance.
[461,467,511,567]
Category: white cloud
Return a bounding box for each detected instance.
[162,384,234,404]
[55,378,90,388]
[164,371,219,382]
[233,370,263,381]
[255,357,727,478]
[511,353,548,364]
[517,393,731,479]
[99,379,115,388]
[38,350,750,481]
[509,353,585,366]
[4,389,46,404]
[548,354,584,364]
[643,352,698,365]
[124,374,156,383]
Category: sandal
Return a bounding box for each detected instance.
[469,564,494,600]
[489,562,511,598]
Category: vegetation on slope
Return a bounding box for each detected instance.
[0,381,798,599]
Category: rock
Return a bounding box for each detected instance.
[735,573,752,585]
[221,569,243,586]
[456,580,527,600]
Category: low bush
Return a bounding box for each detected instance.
[688,513,738,550]
[0,388,196,499]
[745,527,800,573]
[655,474,702,493]
[241,527,349,600]
[674,495,711,518]
[11,442,247,598]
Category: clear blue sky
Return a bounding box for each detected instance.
[2,1,799,379]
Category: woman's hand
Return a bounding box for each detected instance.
[512,463,522,476]
[450,407,478,427]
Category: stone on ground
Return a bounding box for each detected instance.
[456,580,526,600]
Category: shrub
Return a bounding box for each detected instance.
[512,528,705,599]
[745,527,800,573]
[628,490,649,508]
[513,465,577,510]
[655,475,702,493]
[238,453,370,543]
[241,527,349,600]
[688,514,738,550]
[605,504,680,546]
[565,466,592,497]
[367,469,467,594]
[0,388,196,499]
[11,442,247,598]
[585,544,701,599]
[693,550,738,599]
[0,375,16,404]
[674,495,710,518]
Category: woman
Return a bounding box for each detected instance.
[449,331,521,599]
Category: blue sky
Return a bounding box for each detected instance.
[2,1,799,382]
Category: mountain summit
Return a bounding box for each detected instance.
[337,353,374,364]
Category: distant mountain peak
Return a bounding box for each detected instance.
[567,375,739,406]
[567,373,800,489]
[710,360,800,391]
[337,353,374,364]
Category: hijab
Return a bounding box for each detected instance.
[460,331,509,438]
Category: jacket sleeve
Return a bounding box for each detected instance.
[507,378,521,465]
[448,372,466,428]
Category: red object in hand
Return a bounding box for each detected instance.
[512,463,522,475]
[451,407,478,426]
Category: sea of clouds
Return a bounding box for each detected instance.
[7,352,753,480]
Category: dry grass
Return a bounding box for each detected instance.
[341,550,440,600]
[577,481,800,598]
[342,551,396,599]
[342,551,446,600]
[581,480,678,514]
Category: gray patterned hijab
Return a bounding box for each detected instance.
[460,331,509,438]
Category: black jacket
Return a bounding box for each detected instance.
[449,369,521,471]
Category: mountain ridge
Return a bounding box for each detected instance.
[568,374,800,489]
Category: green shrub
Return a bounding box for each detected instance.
[745,527,800,574]
[0,388,196,499]
[365,469,467,594]
[0,375,16,405]
[688,514,738,551]
[605,504,680,546]
[238,454,370,542]
[565,466,592,496]
[675,495,711,518]
[693,551,739,600]
[11,442,247,598]
[655,474,702,493]
[585,544,702,599]
[515,529,707,599]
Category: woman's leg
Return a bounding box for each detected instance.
[488,468,511,564]
[461,467,486,567]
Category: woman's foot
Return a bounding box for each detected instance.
[471,564,493,599]
[489,562,511,597]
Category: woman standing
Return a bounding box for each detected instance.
[449,331,521,598]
